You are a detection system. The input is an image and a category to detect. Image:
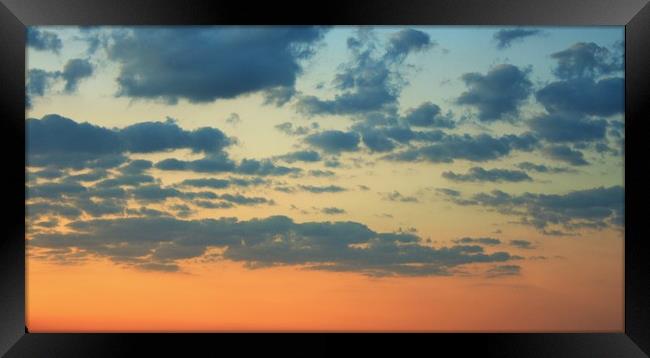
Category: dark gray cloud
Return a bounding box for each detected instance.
[550,42,622,79]
[27,202,83,219]
[228,177,269,187]
[456,64,533,122]
[309,169,335,177]
[535,77,624,117]
[156,156,300,176]
[28,181,87,199]
[279,150,321,163]
[516,162,574,174]
[486,265,521,277]
[385,28,434,60]
[29,167,66,180]
[297,29,433,117]
[299,185,346,193]
[274,122,316,136]
[360,128,397,152]
[493,28,542,49]
[68,169,110,182]
[454,237,501,245]
[27,58,94,100]
[383,191,418,203]
[306,130,360,153]
[321,207,346,215]
[439,185,623,233]
[442,167,532,183]
[61,59,94,93]
[403,102,455,128]
[529,112,608,144]
[236,159,301,176]
[118,160,153,175]
[107,27,327,103]
[510,240,535,249]
[225,113,241,126]
[119,118,231,153]
[385,132,538,164]
[27,115,232,171]
[544,145,589,166]
[180,178,230,189]
[27,28,62,53]
[95,174,156,188]
[29,215,522,276]
[27,69,59,97]
[216,193,273,206]
[194,200,234,209]
[154,154,236,173]
[263,86,297,106]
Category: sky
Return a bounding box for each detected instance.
[25,26,624,332]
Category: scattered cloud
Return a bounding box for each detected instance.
[321,207,346,215]
[442,167,532,183]
[456,64,533,122]
[493,28,542,49]
[439,185,624,233]
[27,28,62,53]
[29,215,522,277]
[107,27,328,103]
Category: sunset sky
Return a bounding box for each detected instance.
[25,26,624,332]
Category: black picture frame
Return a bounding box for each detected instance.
[1,0,648,356]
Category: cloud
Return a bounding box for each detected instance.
[529,112,607,144]
[385,132,538,164]
[28,181,87,199]
[385,29,434,60]
[180,178,230,189]
[309,169,335,177]
[439,185,623,233]
[456,64,533,121]
[156,156,300,176]
[274,122,316,136]
[306,130,360,153]
[154,154,236,173]
[263,86,297,106]
[321,207,346,215]
[486,265,521,277]
[550,42,622,79]
[535,77,624,117]
[27,115,232,169]
[279,150,321,163]
[296,29,433,117]
[107,27,327,103]
[27,69,59,97]
[118,160,153,175]
[403,102,455,128]
[383,191,418,203]
[27,202,83,219]
[544,145,589,166]
[27,58,94,100]
[236,159,302,176]
[61,59,94,93]
[225,113,241,126]
[29,215,522,276]
[216,193,274,206]
[510,240,535,249]
[493,28,542,49]
[454,237,501,245]
[27,28,62,53]
[299,185,346,193]
[442,167,532,183]
[95,174,156,188]
[119,118,231,153]
[516,162,573,174]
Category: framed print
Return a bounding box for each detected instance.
[1,0,649,356]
